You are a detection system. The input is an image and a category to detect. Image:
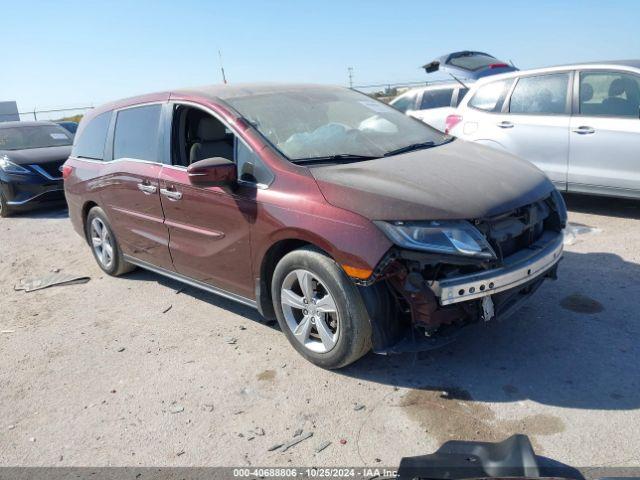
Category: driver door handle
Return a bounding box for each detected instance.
[137,183,157,195]
[572,126,595,135]
[497,121,514,129]
[160,188,182,201]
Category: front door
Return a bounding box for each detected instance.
[568,70,640,195]
[158,103,255,299]
[100,103,173,270]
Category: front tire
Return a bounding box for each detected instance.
[271,247,372,369]
[85,207,135,276]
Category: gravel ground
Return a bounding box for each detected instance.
[1,194,639,468]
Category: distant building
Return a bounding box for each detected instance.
[0,101,19,122]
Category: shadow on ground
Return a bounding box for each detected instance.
[341,249,640,411]
[7,205,69,219]
[564,192,640,219]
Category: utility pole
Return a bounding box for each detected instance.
[348,67,354,89]
[218,50,228,84]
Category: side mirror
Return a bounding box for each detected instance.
[187,157,236,186]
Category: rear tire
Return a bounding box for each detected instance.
[271,246,372,369]
[85,206,135,276]
[0,193,12,218]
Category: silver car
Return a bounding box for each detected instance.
[449,60,640,199]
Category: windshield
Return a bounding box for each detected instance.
[0,124,73,150]
[224,87,448,162]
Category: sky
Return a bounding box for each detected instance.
[3,0,640,116]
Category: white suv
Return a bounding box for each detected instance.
[448,61,640,199]
[390,82,469,132]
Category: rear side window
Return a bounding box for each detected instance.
[468,79,513,112]
[72,111,111,160]
[113,104,162,162]
[579,71,640,118]
[420,89,454,109]
[509,73,569,115]
[390,93,416,113]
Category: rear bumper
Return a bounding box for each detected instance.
[432,231,563,306]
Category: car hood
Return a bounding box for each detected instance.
[0,145,72,165]
[310,140,555,221]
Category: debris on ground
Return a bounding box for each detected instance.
[176,450,185,457]
[51,268,60,273]
[253,427,265,436]
[267,443,283,451]
[293,428,303,437]
[169,404,184,414]
[14,273,90,293]
[339,439,347,445]
[239,325,247,330]
[175,287,184,294]
[117,347,125,353]
[8,425,15,430]
[2,330,15,334]
[279,431,313,452]
[353,403,366,411]
[315,441,331,453]
[225,337,238,345]
[202,404,214,412]
[29,437,36,442]
[162,305,172,314]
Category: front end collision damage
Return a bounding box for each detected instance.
[357,192,566,354]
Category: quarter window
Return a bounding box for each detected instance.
[72,111,111,160]
[390,94,416,113]
[509,73,569,115]
[579,71,640,118]
[468,79,513,112]
[420,89,454,109]
[113,104,162,162]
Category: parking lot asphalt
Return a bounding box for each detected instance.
[1,194,639,468]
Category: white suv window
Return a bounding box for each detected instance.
[579,71,640,118]
[390,93,416,113]
[419,89,454,109]
[509,73,570,115]
[468,79,513,112]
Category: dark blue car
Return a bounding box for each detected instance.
[0,121,72,216]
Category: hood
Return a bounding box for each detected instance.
[0,145,72,166]
[310,140,555,221]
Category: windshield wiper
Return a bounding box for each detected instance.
[383,141,436,157]
[294,153,380,165]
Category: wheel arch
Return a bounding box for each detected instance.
[256,237,334,319]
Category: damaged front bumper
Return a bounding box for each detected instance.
[363,230,564,355]
[433,231,563,306]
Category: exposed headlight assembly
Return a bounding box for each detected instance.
[0,155,31,174]
[375,220,496,259]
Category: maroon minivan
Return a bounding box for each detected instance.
[64,84,566,368]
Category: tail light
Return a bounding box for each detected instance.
[61,164,73,179]
[445,115,463,134]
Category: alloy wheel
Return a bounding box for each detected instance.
[280,269,340,353]
[90,217,114,269]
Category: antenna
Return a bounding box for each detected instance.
[348,67,354,88]
[218,50,228,84]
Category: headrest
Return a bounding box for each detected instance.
[580,83,594,102]
[196,117,227,141]
[609,78,626,97]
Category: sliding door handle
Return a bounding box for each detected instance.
[497,121,514,129]
[137,183,157,194]
[160,188,182,201]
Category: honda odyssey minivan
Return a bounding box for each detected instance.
[64,84,566,368]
